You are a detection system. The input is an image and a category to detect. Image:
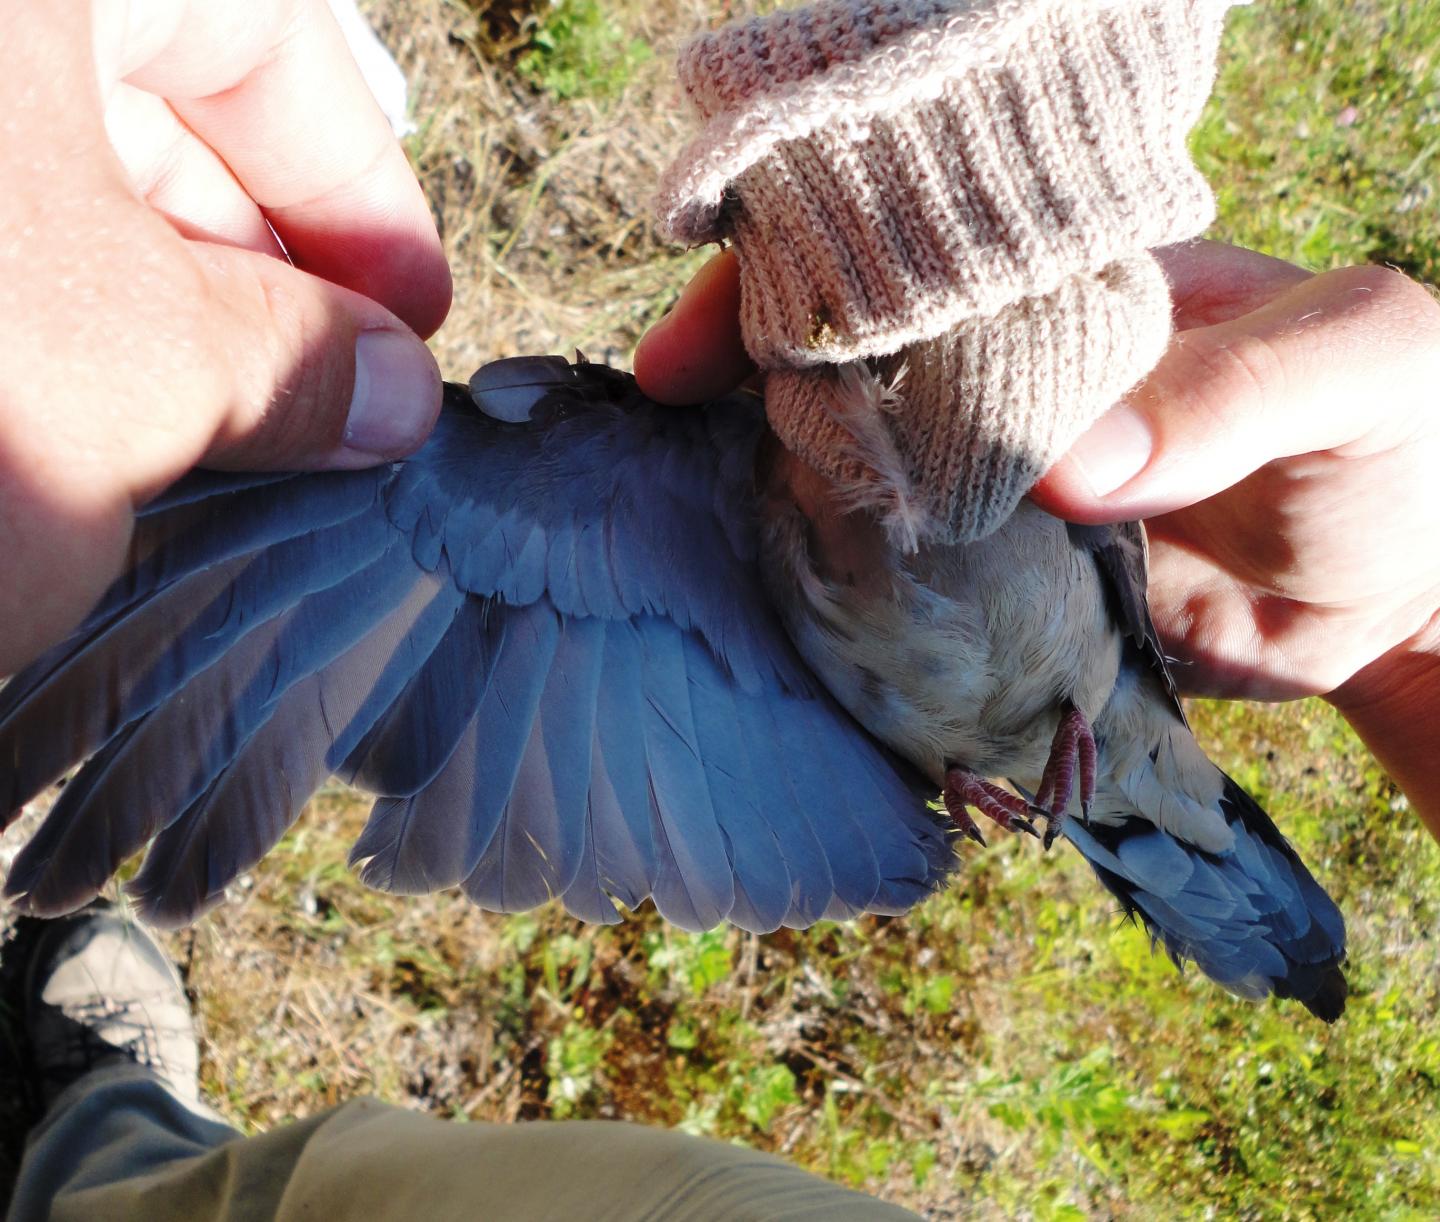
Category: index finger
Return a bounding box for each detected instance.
[634,250,754,404]
[1153,240,1312,331]
[122,0,450,337]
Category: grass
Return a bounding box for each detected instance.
[516,0,654,100]
[1193,0,1440,277]
[3,0,1440,1215]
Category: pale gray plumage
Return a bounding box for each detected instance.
[0,356,1346,1019]
[756,430,1346,1019]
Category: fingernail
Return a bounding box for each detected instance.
[1068,403,1155,497]
[345,330,440,456]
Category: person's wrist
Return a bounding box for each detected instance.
[1328,612,1440,838]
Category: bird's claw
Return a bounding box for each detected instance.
[1028,702,1098,850]
[943,768,1037,846]
[1028,803,1066,852]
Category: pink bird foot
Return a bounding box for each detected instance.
[943,767,1040,847]
[1030,702,1098,850]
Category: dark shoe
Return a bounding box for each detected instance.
[21,904,198,1107]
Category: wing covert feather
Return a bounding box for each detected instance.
[2,361,950,932]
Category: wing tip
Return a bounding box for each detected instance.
[1070,800,1350,1021]
[1280,958,1350,1023]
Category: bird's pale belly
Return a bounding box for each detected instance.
[777,566,1120,790]
[757,490,1121,790]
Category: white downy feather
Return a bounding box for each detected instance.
[819,362,935,554]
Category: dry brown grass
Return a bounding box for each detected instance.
[376,0,726,374]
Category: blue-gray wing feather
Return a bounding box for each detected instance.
[3,360,949,930]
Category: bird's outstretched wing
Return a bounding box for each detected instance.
[0,358,952,931]
[1063,521,1347,1021]
[1066,519,1185,719]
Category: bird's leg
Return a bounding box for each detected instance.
[942,767,1040,847]
[1029,701,1098,850]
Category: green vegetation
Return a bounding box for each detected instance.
[516,0,654,101]
[1193,0,1440,277]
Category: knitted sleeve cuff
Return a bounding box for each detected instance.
[657,0,1236,368]
[764,254,1172,544]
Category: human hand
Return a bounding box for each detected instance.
[635,241,1440,832]
[1032,241,1440,834]
[1,1,452,674]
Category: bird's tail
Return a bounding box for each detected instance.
[1065,774,1348,1022]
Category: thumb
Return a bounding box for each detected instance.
[1,204,443,512]
[1032,265,1440,524]
[0,215,442,673]
[187,240,443,475]
[634,249,753,405]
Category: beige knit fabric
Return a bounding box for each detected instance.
[658,0,1236,542]
[766,254,1171,545]
[659,0,1232,367]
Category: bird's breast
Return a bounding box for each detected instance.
[756,448,1121,788]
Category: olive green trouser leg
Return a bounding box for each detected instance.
[7,1062,921,1221]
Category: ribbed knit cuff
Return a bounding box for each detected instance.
[764,254,1172,544]
[658,0,1235,368]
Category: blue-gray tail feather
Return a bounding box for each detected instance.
[1066,775,1347,1021]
